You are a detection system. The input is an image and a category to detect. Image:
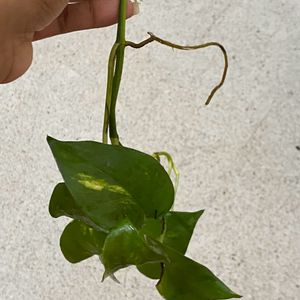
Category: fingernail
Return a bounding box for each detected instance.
[132,0,140,16]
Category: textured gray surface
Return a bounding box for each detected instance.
[0,0,299,299]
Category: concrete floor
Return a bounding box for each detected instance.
[0,0,299,299]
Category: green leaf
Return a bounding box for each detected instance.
[163,210,204,255]
[157,247,241,300]
[137,262,163,280]
[49,182,108,231]
[140,218,162,239]
[47,136,174,231]
[102,220,168,280]
[138,210,204,279]
[60,220,107,264]
[137,218,164,279]
[49,182,77,218]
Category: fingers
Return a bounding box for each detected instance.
[33,0,137,41]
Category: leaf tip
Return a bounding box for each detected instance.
[101,271,121,284]
[47,135,61,147]
[46,135,54,143]
[233,292,243,298]
[110,274,121,284]
[197,209,205,216]
[101,270,110,283]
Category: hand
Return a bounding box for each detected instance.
[0,0,137,83]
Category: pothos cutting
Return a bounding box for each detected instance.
[48,1,241,299]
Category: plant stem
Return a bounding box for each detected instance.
[109,0,127,145]
[102,0,127,145]
[102,43,119,144]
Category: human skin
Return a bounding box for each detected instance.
[0,0,136,83]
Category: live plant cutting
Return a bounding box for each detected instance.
[48,1,240,299]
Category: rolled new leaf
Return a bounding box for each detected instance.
[47,136,174,232]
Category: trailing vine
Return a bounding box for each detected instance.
[48,1,240,299]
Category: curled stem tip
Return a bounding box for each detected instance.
[153,151,180,194]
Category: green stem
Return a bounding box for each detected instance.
[102,43,119,144]
[116,0,127,42]
[109,0,127,145]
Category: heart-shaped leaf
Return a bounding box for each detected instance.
[47,136,174,231]
[60,220,107,263]
[156,246,241,300]
[102,220,168,280]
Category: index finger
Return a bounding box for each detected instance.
[33,0,137,41]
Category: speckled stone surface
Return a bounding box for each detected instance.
[0,1,299,299]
